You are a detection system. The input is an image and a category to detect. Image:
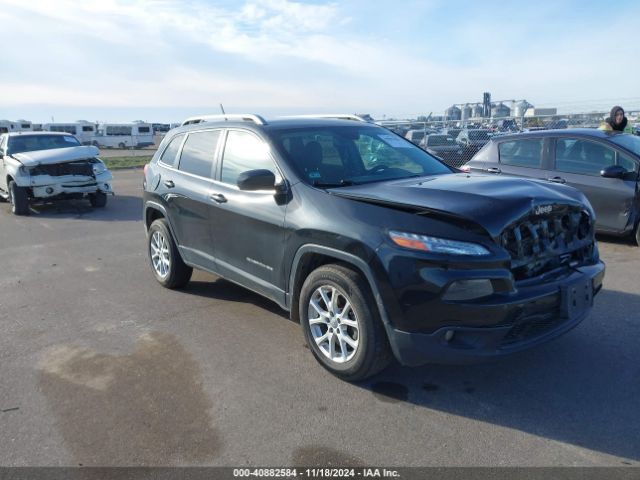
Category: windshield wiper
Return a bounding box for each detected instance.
[313,179,355,188]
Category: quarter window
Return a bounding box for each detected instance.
[159,134,185,167]
[178,130,220,178]
[499,139,543,168]
[555,138,615,176]
[221,130,276,185]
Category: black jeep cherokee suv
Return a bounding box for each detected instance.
[143,115,605,381]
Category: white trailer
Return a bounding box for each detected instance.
[42,121,96,145]
[0,120,32,133]
[92,122,154,149]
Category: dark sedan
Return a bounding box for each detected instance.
[464,129,640,244]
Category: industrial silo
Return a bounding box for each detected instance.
[491,102,511,118]
[472,104,484,118]
[461,104,472,121]
[445,105,461,121]
[514,100,532,118]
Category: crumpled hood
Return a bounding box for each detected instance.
[11,146,100,167]
[328,173,591,238]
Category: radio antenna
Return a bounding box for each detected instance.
[220,103,227,121]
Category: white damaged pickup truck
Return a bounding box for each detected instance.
[0,132,113,215]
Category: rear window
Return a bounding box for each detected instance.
[8,135,81,154]
[427,135,456,146]
[498,139,543,168]
[469,131,490,140]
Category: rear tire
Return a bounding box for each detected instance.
[634,222,640,246]
[118,142,126,149]
[9,181,29,215]
[299,264,392,382]
[89,191,107,208]
[148,218,192,289]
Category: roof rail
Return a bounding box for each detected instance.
[181,114,267,126]
[279,114,369,122]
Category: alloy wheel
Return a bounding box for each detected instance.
[307,285,360,363]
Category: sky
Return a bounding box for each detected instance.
[1,0,639,123]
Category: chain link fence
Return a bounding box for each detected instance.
[377,110,640,169]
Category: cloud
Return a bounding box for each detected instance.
[0,0,639,119]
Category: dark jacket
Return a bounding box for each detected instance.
[604,106,629,132]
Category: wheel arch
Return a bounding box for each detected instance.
[144,201,179,242]
[287,245,392,331]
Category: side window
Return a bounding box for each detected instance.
[555,138,615,176]
[499,139,543,168]
[178,130,221,178]
[159,133,185,167]
[617,152,638,173]
[220,130,276,185]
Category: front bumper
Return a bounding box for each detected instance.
[384,262,605,366]
[28,171,113,199]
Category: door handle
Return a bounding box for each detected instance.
[547,176,566,184]
[164,180,175,188]
[210,193,227,203]
[487,167,501,174]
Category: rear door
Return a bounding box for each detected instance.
[552,137,638,232]
[161,129,222,270]
[208,129,288,303]
[488,137,551,180]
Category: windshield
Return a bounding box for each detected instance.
[468,130,490,140]
[269,125,452,186]
[8,134,81,154]
[609,134,640,157]
[427,135,456,146]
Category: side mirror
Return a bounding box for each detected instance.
[237,169,276,191]
[600,165,626,179]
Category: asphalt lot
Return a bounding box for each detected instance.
[0,169,638,467]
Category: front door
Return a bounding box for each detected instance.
[209,129,288,304]
[552,137,637,232]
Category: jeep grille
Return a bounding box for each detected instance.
[500,207,595,280]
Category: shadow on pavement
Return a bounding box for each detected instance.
[180,278,290,320]
[29,194,142,222]
[360,288,640,461]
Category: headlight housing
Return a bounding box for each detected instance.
[389,230,490,256]
[92,161,107,175]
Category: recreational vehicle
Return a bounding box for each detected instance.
[92,123,154,149]
[42,121,96,145]
[0,120,32,133]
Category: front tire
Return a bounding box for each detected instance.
[118,142,126,149]
[299,264,392,381]
[9,180,29,215]
[634,221,640,246]
[148,218,192,289]
[89,191,107,208]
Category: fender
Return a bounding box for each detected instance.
[4,155,30,188]
[286,244,393,331]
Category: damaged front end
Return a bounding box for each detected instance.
[12,146,113,200]
[27,158,113,199]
